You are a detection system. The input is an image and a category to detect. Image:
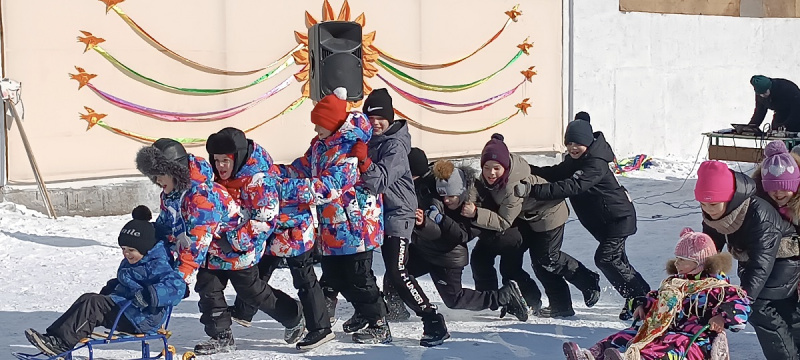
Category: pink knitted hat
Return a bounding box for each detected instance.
[675,227,717,272]
[761,140,800,193]
[695,161,735,203]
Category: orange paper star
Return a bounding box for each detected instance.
[79,106,107,130]
[516,98,532,115]
[517,38,533,55]
[77,31,105,53]
[69,66,97,90]
[98,0,125,13]
[521,66,537,82]
[505,5,522,22]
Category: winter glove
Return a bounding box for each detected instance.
[425,205,443,225]
[514,180,531,198]
[349,140,372,172]
[133,288,150,309]
[99,278,119,295]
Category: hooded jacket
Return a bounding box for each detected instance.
[361,120,417,239]
[470,153,569,232]
[411,165,480,268]
[279,111,384,256]
[749,78,800,132]
[106,242,186,334]
[530,132,636,238]
[702,171,800,300]
[137,149,251,278]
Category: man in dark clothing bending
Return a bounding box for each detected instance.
[748,75,800,132]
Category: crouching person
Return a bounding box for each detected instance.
[25,208,186,356]
[136,138,302,355]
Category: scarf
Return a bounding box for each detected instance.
[623,276,747,360]
[702,200,750,235]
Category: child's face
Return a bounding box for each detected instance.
[213,154,235,180]
[566,142,588,159]
[675,257,700,275]
[122,246,144,264]
[700,201,726,220]
[314,124,333,140]
[155,174,175,194]
[442,195,461,210]
[369,116,390,136]
[768,190,794,207]
[482,160,505,185]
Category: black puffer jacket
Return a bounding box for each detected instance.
[530,132,636,238]
[749,78,800,132]
[412,198,478,268]
[702,171,800,301]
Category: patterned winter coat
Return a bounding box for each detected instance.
[106,242,186,334]
[154,154,253,278]
[595,253,751,360]
[212,142,282,262]
[279,111,383,256]
[269,162,317,257]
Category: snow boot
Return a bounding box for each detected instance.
[619,298,635,321]
[284,315,305,344]
[229,305,252,328]
[193,328,235,355]
[562,342,593,360]
[352,318,392,344]
[604,348,624,360]
[497,280,529,321]
[384,286,411,322]
[538,305,576,318]
[25,329,72,356]
[342,313,369,334]
[582,272,601,308]
[420,312,450,347]
[324,292,338,325]
[296,328,335,351]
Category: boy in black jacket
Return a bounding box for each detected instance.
[515,114,650,320]
[406,160,529,320]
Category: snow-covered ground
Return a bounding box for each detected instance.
[0,158,768,359]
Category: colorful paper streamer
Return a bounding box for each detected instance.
[377,74,523,114]
[91,46,296,95]
[87,97,308,144]
[376,50,524,92]
[396,108,522,135]
[86,76,294,121]
[108,5,303,75]
[370,9,517,69]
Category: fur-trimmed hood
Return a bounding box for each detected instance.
[136,146,213,193]
[666,252,733,276]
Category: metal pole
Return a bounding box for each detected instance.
[4,99,56,218]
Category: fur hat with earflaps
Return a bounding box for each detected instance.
[666,227,732,275]
[206,127,251,179]
[135,138,192,191]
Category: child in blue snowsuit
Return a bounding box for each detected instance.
[23,206,186,356]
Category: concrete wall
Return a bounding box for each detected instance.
[571,0,800,159]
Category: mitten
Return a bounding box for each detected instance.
[426,205,443,224]
[133,288,150,309]
[514,180,531,198]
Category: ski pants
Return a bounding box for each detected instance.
[47,293,136,347]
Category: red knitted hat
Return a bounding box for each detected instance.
[311,88,348,133]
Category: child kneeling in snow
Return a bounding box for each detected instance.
[563,228,750,360]
[23,207,187,356]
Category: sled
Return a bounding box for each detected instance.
[13,301,196,360]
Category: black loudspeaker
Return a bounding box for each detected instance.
[308,21,363,102]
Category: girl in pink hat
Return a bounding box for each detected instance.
[753,140,800,225]
[562,228,750,360]
[696,160,800,360]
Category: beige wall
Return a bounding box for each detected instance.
[2,0,563,184]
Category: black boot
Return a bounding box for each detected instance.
[384,288,411,322]
[194,329,235,355]
[342,313,369,334]
[24,329,72,356]
[538,304,575,318]
[284,314,305,344]
[352,318,392,344]
[296,328,335,351]
[497,280,529,321]
[324,292,338,325]
[229,305,252,328]
[580,271,601,308]
[420,312,450,347]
